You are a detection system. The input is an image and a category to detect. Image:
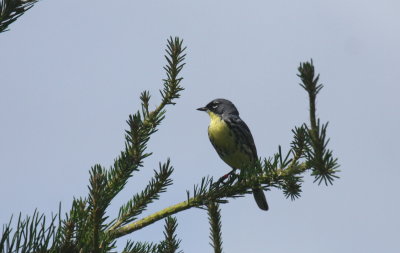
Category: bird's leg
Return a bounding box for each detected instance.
[227,169,238,184]
[215,169,237,186]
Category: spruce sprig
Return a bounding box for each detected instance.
[113,160,174,230]
[0,209,59,253]
[207,202,223,253]
[0,0,38,33]
[121,217,182,253]
[88,165,110,253]
[157,217,182,253]
[104,37,186,205]
[298,60,340,185]
[123,241,158,253]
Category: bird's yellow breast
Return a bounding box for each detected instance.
[207,111,251,169]
[207,111,235,149]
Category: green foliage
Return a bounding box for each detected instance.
[0,209,59,253]
[115,160,174,229]
[123,241,158,253]
[0,0,38,33]
[157,217,182,253]
[1,34,339,252]
[207,202,223,253]
[298,61,340,185]
[122,217,181,253]
[1,36,186,253]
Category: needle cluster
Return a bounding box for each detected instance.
[0,0,37,33]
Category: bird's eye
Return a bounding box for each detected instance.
[212,103,218,109]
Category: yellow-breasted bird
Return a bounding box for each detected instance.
[197,98,269,211]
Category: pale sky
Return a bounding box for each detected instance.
[1,1,399,252]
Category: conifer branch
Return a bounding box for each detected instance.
[123,241,158,253]
[110,199,195,238]
[110,160,174,231]
[57,198,91,252]
[0,0,38,33]
[0,209,59,253]
[207,202,223,253]
[109,163,308,238]
[88,165,109,253]
[122,217,182,253]
[108,60,338,239]
[298,60,339,185]
[157,217,182,253]
[101,37,186,207]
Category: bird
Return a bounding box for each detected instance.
[197,98,268,211]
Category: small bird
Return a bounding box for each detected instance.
[197,98,268,211]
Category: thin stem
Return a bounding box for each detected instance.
[109,199,197,238]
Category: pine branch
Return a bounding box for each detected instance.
[121,217,183,253]
[123,241,158,253]
[58,213,76,252]
[110,160,174,231]
[0,218,12,251]
[109,60,339,238]
[88,165,109,253]
[0,0,38,33]
[157,217,182,253]
[102,37,186,208]
[56,198,91,252]
[108,163,307,238]
[0,209,59,253]
[298,60,322,132]
[2,37,188,252]
[298,60,340,185]
[207,202,223,253]
[109,199,194,238]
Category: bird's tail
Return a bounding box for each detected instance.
[252,187,269,211]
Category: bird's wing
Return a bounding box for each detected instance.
[223,114,258,161]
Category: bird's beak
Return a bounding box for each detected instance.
[197,107,207,112]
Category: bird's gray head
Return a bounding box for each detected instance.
[197,98,239,116]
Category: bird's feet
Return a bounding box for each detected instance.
[213,170,237,187]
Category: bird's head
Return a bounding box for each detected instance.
[197,98,239,116]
